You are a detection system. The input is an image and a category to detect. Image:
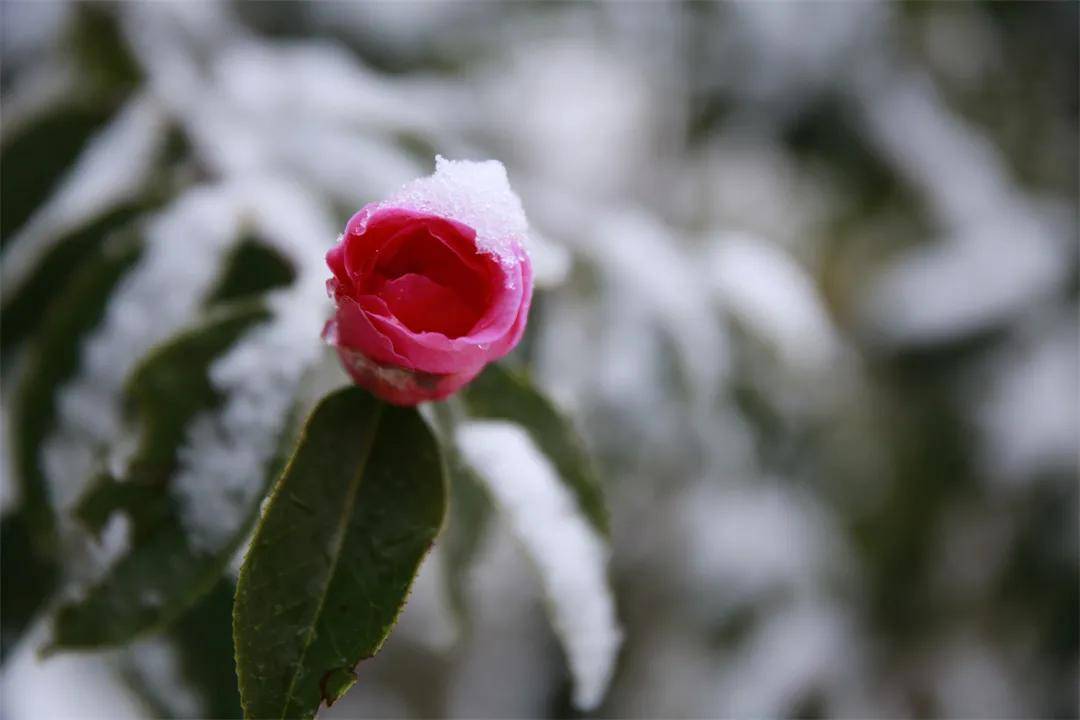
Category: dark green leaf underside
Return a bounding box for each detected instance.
[234,387,446,720]
[461,363,609,535]
[51,302,272,649]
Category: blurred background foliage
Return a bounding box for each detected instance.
[1,2,1077,718]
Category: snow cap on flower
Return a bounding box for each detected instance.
[325,157,534,405]
[354,156,530,274]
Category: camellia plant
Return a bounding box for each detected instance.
[232,158,581,718]
[2,45,619,712]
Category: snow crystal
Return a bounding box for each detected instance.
[377,156,531,273]
[456,420,622,711]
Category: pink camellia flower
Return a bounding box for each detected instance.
[324,157,534,405]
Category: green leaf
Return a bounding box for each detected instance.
[11,232,144,558]
[49,302,272,648]
[68,4,143,95]
[0,102,116,244]
[234,387,446,720]
[0,203,147,360]
[172,578,245,720]
[461,363,609,535]
[0,6,139,243]
[204,234,297,307]
[1,119,191,362]
[122,579,243,719]
[0,510,58,663]
[171,581,243,718]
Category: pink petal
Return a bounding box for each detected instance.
[377,272,480,338]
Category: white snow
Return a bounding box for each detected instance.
[480,38,654,202]
[523,226,571,288]
[445,519,557,718]
[170,179,334,552]
[857,70,1072,344]
[587,209,726,406]
[932,634,1029,719]
[215,42,439,137]
[125,638,204,718]
[392,544,460,653]
[674,480,847,608]
[42,184,245,522]
[456,420,622,711]
[708,231,841,373]
[710,599,859,717]
[1,621,144,720]
[375,156,531,274]
[84,514,132,585]
[975,318,1080,486]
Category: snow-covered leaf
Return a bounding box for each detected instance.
[1,202,147,360]
[0,101,116,244]
[708,232,841,373]
[461,363,608,535]
[2,94,174,303]
[11,231,143,558]
[50,302,272,648]
[456,419,621,712]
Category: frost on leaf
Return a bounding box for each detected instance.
[456,420,622,711]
